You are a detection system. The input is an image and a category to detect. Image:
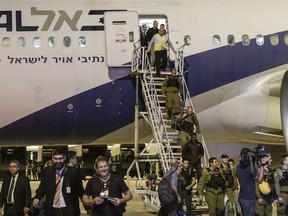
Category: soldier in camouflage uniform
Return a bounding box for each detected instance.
[176,106,202,147]
[275,154,288,216]
[161,68,182,119]
[198,157,225,216]
[255,154,276,216]
[219,154,238,206]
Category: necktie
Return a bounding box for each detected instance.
[54,172,61,207]
[7,176,15,203]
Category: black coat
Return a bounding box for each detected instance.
[0,173,31,214]
[182,140,204,164]
[35,166,84,216]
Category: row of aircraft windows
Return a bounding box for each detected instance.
[1,36,87,48]
[213,34,285,46]
[1,34,286,48]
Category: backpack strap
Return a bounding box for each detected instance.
[163,171,176,184]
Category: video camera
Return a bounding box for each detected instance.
[240,146,269,166]
[100,192,117,203]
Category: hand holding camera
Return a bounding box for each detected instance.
[94,196,104,205]
[100,192,118,204]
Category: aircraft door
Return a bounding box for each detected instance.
[104,11,140,67]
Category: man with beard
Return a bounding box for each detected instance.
[82,156,132,216]
[33,148,84,216]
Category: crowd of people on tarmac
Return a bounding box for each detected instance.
[157,147,288,216]
[2,147,288,216]
[0,148,133,216]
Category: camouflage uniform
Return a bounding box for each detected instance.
[220,164,238,205]
[176,113,201,147]
[198,168,225,216]
[255,167,276,216]
[161,75,182,118]
[275,168,288,216]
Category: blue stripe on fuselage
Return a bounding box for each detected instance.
[187,30,288,96]
[1,30,288,144]
[0,75,143,144]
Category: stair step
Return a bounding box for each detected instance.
[170,146,182,149]
[142,70,171,75]
[166,132,179,135]
[146,76,165,81]
[146,82,162,86]
[162,138,178,143]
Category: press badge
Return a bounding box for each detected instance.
[66,186,71,193]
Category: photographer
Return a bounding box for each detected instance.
[236,148,264,216]
[82,156,132,216]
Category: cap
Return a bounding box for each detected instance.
[221,154,229,159]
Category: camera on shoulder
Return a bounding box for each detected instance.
[239,146,269,166]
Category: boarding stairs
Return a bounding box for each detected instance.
[128,41,209,211]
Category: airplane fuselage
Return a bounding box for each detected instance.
[1,0,288,145]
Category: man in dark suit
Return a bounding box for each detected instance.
[0,159,31,216]
[33,148,84,216]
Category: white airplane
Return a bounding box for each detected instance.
[1,0,288,154]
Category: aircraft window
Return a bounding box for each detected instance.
[227,34,235,46]
[48,37,56,48]
[78,36,86,47]
[241,34,250,46]
[270,34,279,46]
[285,34,288,45]
[256,34,264,46]
[212,35,221,46]
[63,36,71,47]
[2,37,11,48]
[17,37,25,48]
[33,37,42,48]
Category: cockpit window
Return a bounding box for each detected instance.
[78,36,86,47]
[227,34,235,46]
[17,37,25,48]
[212,35,221,46]
[63,36,71,47]
[256,34,264,46]
[241,34,250,46]
[48,37,56,48]
[33,37,41,48]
